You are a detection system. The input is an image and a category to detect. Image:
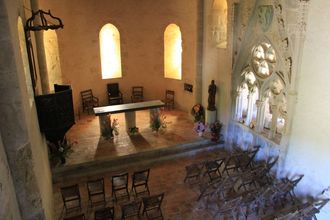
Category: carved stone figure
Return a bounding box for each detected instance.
[208,80,217,111]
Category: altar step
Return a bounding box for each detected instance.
[52,139,225,183]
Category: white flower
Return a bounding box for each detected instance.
[59,147,64,152]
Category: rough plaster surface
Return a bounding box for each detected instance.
[0,135,21,220]
[39,0,199,114]
[284,1,330,218]
[202,0,232,131]
[0,0,54,219]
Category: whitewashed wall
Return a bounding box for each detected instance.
[283,1,330,218]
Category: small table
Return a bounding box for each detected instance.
[94,100,165,134]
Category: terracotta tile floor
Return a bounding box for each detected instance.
[53,109,230,219]
[64,109,203,166]
[53,147,229,220]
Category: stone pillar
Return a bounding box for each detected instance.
[206,110,217,124]
[234,91,241,120]
[245,94,254,126]
[269,104,279,139]
[125,111,136,131]
[255,99,265,132]
[30,0,50,94]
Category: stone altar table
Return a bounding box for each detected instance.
[94,100,165,134]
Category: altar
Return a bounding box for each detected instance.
[94,100,165,134]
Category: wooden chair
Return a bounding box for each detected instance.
[63,213,85,220]
[184,162,203,183]
[60,184,81,213]
[95,207,115,220]
[121,201,142,220]
[111,173,130,202]
[142,193,165,220]
[164,90,174,109]
[223,153,243,176]
[107,83,123,105]
[213,196,244,220]
[81,89,99,114]
[131,169,150,197]
[204,158,224,182]
[87,178,106,207]
[131,86,143,102]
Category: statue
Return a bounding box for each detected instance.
[207,80,217,111]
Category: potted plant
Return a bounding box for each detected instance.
[101,115,119,139]
[150,110,168,133]
[191,104,205,123]
[48,137,76,165]
[209,121,223,142]
[194,121,206,136]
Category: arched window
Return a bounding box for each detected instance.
[164,24,182,80]
[100,24,122,79]
[44,30,62,91]
[212,0,228,48]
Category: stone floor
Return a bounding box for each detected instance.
[53,108,231,219]
[63,109,203,166]
[53,147,230,220]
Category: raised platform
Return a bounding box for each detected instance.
[52,109,224,182]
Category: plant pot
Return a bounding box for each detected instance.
[211,133,219,142]
[60,157,66,164]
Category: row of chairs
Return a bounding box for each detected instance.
[63,192,164,220]
[61,169,150,211]
[60,168,165,219]
[184,145,329,219]
[81,85,175,114]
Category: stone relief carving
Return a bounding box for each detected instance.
[257,5,274,32]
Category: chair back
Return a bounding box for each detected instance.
[132,86,144,102]
[81,89,93,101]
[95,207,114,220]
[87,178,105,206]
[133,169,150,185]
[143,193,164,210]
[64,214,85,220]
[165,89,175,100]
[112,172,128,189]
[121,201,142,219]
[165,90,175,109]
[60,184,81,211]
[107,83,120,97]
[87,178,105,195]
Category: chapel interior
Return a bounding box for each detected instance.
[1,0,330,219]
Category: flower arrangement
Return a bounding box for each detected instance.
[191,104,205,123]
[48,137,76,165]
[209,121,223,142]
[194,121,206,136]
[101,114,119,139]
[150,109,168,133]
[129,126,139,135]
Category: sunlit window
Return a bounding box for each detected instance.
[164,24,182,80]
[100,24,122,79]
[212,0,228,48]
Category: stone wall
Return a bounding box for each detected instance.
[0,134,21,220]
[39,0,200,114]
[283,1,330,218]
[228,0,330,218]
[0,0,54,219]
